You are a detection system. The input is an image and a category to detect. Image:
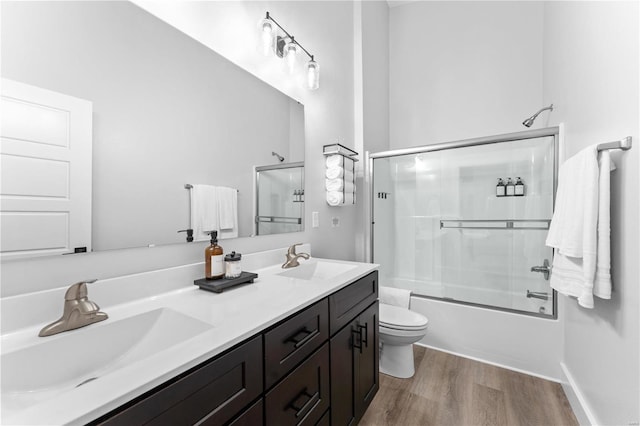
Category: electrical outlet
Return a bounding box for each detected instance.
[312,211,319,228]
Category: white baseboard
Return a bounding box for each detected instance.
[415,342,562,383]
[560,362,597,426]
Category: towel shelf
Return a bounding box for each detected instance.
[256,216,302,225]
[440,219,551,231]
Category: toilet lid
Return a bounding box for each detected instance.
[379,304,428,330]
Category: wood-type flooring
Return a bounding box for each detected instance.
[359,345,578,426]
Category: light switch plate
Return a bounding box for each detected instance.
[312,211,319,228]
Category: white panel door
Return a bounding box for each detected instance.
[1,79,92,258]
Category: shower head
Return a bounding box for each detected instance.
[522,104,554,127]
[272,151,285,162]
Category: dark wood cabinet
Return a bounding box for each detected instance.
[265,299,328,389]
[93,336,263,426]
[330,301,379,426]
[92,270,378,426]
[265,343,330,425]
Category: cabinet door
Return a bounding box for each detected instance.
[329,320,357,426]
[354,301,379,420]
[330,301,379,426]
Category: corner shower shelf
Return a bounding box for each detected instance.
[440,219,551,231]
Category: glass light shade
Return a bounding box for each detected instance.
[306,59,319,90]
[284,41,299,74]
[259,18,274,56]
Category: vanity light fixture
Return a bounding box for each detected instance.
[258,12,319,90]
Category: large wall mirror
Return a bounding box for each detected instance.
[1,1,305,258]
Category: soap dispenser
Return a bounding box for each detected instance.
[514,177,525,196]
[205,231,224,280]
[505,178,515,196]
[496,178,506,197]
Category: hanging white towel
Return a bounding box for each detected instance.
[325,178,355,193]
[545,144,615,308]
[379,286,411,308]
[190,184,218,242]
[326,191,354,206]
[217,186,238,239]
[594,150,616,299]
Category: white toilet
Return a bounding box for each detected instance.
[379,303,429,379]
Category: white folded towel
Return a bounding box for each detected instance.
[217,186,238,239]
[325,154,343,168]
[325,178,355,193]
[380,286,411,308]
[325,167,354,182]
[325,155,355,171]
[545,144,615,308]
[190,184,218,242]
[326,191,355,206]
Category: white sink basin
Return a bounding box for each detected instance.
[278,260,358,281]
[2,308,212,410]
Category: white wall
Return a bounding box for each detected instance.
[356,0,390,262]
[1,1,360,297]
[389,1,544,148]
[543,2,639,424]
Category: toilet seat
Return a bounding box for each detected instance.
[379,304,428,331]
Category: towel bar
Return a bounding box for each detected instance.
[597,136,632,152]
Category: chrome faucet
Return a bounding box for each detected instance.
[282,243,310,269]
[39,279,108,337]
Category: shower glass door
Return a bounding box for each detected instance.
[256,164,304,236]
[372,136,556,317]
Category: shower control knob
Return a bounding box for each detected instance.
[530,259,551,280]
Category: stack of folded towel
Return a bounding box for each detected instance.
[545,146,615,308]
[325,154,356,206]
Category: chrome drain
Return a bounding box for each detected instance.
[76,377,98,388]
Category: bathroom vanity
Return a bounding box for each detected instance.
[0,253,379,425]
[92,271,378,425]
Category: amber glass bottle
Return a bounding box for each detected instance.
[205,231,224,280]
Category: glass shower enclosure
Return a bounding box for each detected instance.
[255,162,304,236]
[369,128,558,317]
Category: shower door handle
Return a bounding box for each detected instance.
[530,259,551,280]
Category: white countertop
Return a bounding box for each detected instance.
[1,257,378,425]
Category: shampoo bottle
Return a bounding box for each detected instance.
[505,178,515,196]
[514,177,525,196]
[205,231,224,280]
[496,178,506,197]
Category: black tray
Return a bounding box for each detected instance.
[194,271,258,293]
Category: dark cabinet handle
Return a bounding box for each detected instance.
[288,388,319,418]
[286,327,319,349]
[358,323,368,347]
[351,328,363,353]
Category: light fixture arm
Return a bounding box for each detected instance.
[264,12,315,61]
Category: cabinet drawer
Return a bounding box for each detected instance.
[223,399,263,426]
[264,299,328,389]
[95,336,263,426]
[329,271,378,335]
[265,343,330,426]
